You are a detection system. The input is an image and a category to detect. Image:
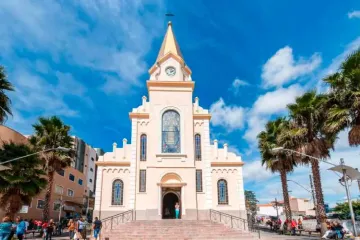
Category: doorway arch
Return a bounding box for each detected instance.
[162,192,180,219]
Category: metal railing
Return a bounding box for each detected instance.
[209,209,260,238]
[101,210,134,231]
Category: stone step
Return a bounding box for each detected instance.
[100,220,257,240]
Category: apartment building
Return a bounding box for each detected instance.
[0,126,101,220]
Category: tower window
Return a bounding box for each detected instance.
[195,134,201,161]
[140,134,147,161]
[162,110,180,153]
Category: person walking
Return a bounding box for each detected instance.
[76,218,86,240]
[67,219,76,240]
[175,202,180,219]
[92,217,102,240]
[0,216,12,240]
[15,216,26,240]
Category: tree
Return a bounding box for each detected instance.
[258,117,297,222]
[323,49,360,146]
[333,201,360,219]
[245,190,258,223]
[0,142,47,219]
[287,91,335,234]
[29,116,74,221]
[0,65,14,124]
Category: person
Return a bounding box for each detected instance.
[45,219,55,240]
[290,218,297,236]
[326,220,344,239]
[15,216,26,240]
[92,217,102,240]
[68,219,76,240]
[0,216,13,240]
[175,202,180,219]
[297,218,303,230]
[76,218,86,240]
[322,221,334,239]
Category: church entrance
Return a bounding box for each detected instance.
[162,188,181,219]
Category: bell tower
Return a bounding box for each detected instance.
[148,21,192,82]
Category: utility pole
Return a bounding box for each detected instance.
[273,198,279,219]
[58,195,63,222]
[309,174,318,221]
[339,158,358,238]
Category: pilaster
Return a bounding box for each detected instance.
[94,166,103,212]
[237,166,246,211]
[203,120,213,208]
[128,119,138,209]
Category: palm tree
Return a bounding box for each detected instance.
[287,91,335,234]
[257,117,297,222]
[323,49,360,146]
[29,116,74,221]
[0,65,14,124]
[0,142,47,220]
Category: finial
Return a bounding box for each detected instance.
[168,21,172,26]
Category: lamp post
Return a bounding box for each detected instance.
[0,146,71,166]
[272,147,360,239]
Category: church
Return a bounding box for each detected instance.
[94,22,246,221]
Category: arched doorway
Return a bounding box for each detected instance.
[162,192,180,219]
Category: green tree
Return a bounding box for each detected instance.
[287,91,335,234]
[0,66,14,124]
[245,190,258,223]
[333,201,360,219]
[323,49,360,146]
[0,142,47,219]
[258,117,297,222]
[29,116,74,221]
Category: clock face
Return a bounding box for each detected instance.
[165,66,176,76]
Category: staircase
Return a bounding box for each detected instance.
[100,219,258,240]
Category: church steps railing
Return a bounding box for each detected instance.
[209,209,260,238]
[101,209,134,231]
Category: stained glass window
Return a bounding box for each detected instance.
[140,134,147,161]
[162,110,180,153]
[112,179,124,205]
[217,179,228,205]
[195,134,201,161]
[139,170,146,192]
[196,170,202,192]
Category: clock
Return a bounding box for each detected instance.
[165,66,176,76]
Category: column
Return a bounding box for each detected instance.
[181,186,186,215]
[158,185,162,216]
[128,119,138,209]
[237,163,246,211]
[94,166,103,214]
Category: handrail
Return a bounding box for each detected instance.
[209,209,261,239]
[101,209,134,231]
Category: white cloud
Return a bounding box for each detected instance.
[261,46,322,88]
[253,84,304,115]
[348,11,360,19]
[210,98,246,131]
[229,78,249,95]
[243,160,273,182]
[243,84,304,145]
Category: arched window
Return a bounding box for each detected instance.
[112,179,124,205]
[217,179,228,205]
[194,134,201,161]
[140,134,147,161]
[162,110,180,153]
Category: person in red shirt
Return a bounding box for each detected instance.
[290,219,297,235]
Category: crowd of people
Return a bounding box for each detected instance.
[0,216,102,240]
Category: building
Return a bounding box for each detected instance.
[0,126,99,220]
[257,196,315,217]
[93,22,246,220]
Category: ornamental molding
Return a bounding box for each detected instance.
[211,169,238,174]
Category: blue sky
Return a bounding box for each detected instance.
[1,0,360,207]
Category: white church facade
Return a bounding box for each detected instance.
[94,22,246,220]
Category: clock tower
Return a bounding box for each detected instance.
[148,21,192,82]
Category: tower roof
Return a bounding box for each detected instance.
[156,21,184,62]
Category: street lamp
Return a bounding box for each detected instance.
[0,146,71,166]
[272,147,360,238]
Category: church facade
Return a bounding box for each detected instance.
[94,22,246,220]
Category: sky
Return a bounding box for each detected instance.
[1,0,360,208]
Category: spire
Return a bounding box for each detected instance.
[156,21,184,62]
